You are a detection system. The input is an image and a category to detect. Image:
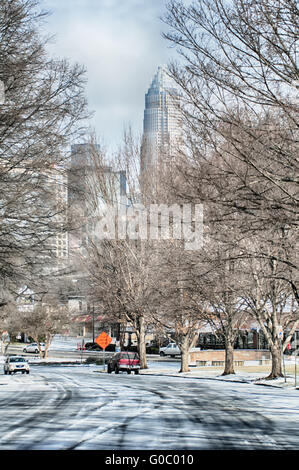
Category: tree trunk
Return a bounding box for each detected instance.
[179,336,190,373]
[44,334,54,359]
[44,342,50,359]
[136,316,148,369]
[0,337,10,355]
[267,342,284,379]
[119,323,126,350]
[180,349,190,373]
[38,343,44,359]
[222,340,235,375]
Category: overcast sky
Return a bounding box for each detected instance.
[42,0,176,151]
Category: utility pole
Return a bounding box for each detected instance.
[92,303,95,343]
[281,339,287,383]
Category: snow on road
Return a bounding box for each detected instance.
[0,363,298,450]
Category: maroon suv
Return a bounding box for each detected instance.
[107,351,140,375]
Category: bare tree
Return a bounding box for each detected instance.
[241,234,298,378]
[20,292,70,359]
[148,240,208,373]
[85,237,156,370]
[161,0,298,378]
[201,258,249,375]
[0,0,88,301]
[70,136,156,369]
[0,291,16,354]
[163,0,298,265]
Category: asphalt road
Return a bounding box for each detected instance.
[0,364,298,450]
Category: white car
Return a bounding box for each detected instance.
[159,343,181,357]
[23,342,45,354]
[4,356,30,375]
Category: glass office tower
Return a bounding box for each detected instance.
[142,66,181,175]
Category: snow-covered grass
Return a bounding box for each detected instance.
[139,360,299,390]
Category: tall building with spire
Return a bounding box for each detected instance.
[141,66,181,177]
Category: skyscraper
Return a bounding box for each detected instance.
[141,66,181,176]
[49,168,69,262]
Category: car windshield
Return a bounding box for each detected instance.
[10,357,27,363]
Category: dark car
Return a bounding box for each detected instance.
[107,351,140,375]
[84,342,116,352]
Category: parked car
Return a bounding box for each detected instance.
[23,342,45,354]
[107,351,140,374]
[146,345,159,355]
[4,356,30,375]
[83,342,116,352]
[159,343,181,357]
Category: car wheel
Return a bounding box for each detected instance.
[26,371,30,374]
[127,369,131,374]
[35,349,39,353]
[160,351,165,357]
[22,371,25,374]
[134,370,139,375]
[23,348,27,353]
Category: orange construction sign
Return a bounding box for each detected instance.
[95,332,112,350]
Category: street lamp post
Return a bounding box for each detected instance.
[92,303,95,343]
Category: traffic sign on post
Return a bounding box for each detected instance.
[95,332,112,371]
[96,332,112,350]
